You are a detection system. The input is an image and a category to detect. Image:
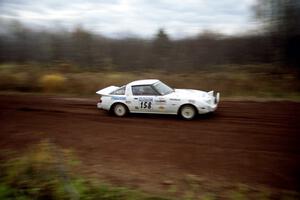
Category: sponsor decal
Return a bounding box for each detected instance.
[155,99,166,103]
[125,101,131,104]
[155,98,166,105]
[138,97,153,102]
[111,96,126,101]
[158,106,165,110]
[135,106,139,109]
[170,98,180,101]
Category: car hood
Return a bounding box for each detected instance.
[167,89,209,100]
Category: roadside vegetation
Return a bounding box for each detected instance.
[0,141,299,200]
[0,141,172,200]
[0,0,299,100]
[0,63,299,100]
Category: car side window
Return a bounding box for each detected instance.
[132,85,158,96]
[110,86,125,95]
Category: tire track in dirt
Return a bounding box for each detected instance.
[0,94,299,191]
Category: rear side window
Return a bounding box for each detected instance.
[132,85,159,96]
[110,86,125,95]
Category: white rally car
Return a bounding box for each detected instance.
[96,79,220,120]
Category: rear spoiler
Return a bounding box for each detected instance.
[96,86,119,95]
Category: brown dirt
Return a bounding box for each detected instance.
[0,94,299,192]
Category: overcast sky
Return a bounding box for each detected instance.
[0,0,258,38]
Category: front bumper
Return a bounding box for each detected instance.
[208,91,220,104]
[97,102,102,109]
[198,104,218,114]
[198,91,220,114]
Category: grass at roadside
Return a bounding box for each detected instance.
[0,140,172,200]
[0,63,299,100]
[0,140,299,200]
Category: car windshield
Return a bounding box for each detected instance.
[153,81,174,95]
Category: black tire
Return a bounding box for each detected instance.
[179,105,196,120]
[112,103,128,117]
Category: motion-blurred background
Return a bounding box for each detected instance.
[0,0,299,98]
[1,1,300,200]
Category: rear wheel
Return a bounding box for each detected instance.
[113,103,128,117]
[180,105,196,120]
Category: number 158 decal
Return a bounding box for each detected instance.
[140,101,152,109]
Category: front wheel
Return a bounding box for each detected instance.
[179,105,196,120]
[113,103,128,117]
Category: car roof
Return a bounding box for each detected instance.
[128,79,159,86]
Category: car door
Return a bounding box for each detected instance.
[129,85,163,113]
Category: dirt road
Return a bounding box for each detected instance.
[0,94,299,191]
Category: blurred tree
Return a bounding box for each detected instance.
[194,31,223,67]
[151,29,172,70]
[153,29,171,55]
[71,26,97,69]
[0,19,292,71]
[109,38,148,71]
[254,0,300,67]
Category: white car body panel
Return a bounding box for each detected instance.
[96,79,220,116]
[96,86,119,95]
